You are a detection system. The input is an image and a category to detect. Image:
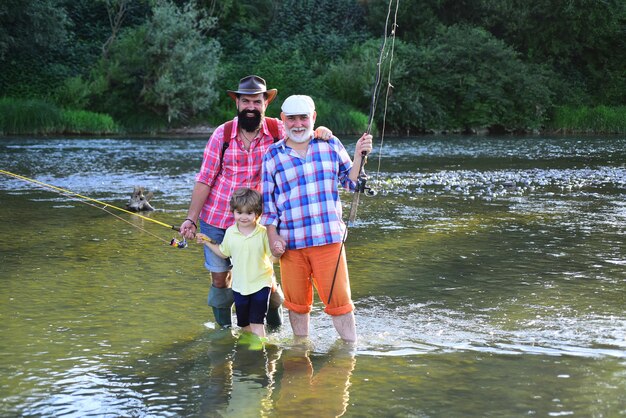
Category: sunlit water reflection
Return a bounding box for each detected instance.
[1,135,624,417]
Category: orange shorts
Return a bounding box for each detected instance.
[279,243,354,316]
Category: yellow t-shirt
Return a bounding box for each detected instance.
[219,223,275,295]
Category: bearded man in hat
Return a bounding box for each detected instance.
[261,95,372,343]
[179,76,332,328]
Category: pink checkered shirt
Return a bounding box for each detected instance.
[196,117,285,229]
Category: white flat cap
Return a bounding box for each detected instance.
[281,95,315,116]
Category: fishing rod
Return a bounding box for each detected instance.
[328,0,399,304]
[347,0,400,225]
[0,169,188,248]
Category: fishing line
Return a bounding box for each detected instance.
[0,169,186,248]
[56,188,170,245]
[366,0,398,136]
[328,0,400,304]
[374,0,399,187]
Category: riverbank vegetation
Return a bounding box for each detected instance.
[548,106,626,134]
[0,98,118,135]
[1,0,624,135]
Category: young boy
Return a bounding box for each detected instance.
[196,188,284,337]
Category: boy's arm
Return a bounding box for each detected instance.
[207,241,228,259]
[196,233,228,259]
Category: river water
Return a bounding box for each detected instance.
[0,135,624,417]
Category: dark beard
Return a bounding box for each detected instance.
[237,109,262,132]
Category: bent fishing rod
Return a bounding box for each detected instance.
[327,0,399,304]
[348,0,400,225]
[0,169,188,248]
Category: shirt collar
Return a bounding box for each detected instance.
[260,118,272,137]
[279,137,318,152]
[233,222,263,237]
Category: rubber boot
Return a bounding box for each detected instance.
[207,286,234,328]
[266,284,285,329]
[266,305,283,329]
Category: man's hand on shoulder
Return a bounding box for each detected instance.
[314,126,333,141]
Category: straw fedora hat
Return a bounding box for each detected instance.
[227,75,278,104]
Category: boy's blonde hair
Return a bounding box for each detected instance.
[230,188,262,216]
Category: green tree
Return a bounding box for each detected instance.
[368,26,556,133]
[420,25,555,131]
[144,0,221,123]
[363,0,626,107]
[202,0,368,124]
[90,0,221,126]
[426,0,626,105]
[0,0,71,97]
[320,39,381,112]
[0,0,69,60]
[361,0,442,45]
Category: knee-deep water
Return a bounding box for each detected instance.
[0,135,624,417]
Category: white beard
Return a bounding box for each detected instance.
[286,126,313,143]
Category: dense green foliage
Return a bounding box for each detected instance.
[1,0,625,134]
[0,98,118,135]
[88,0,221,128]
[549,106,626,134]
[0,0,71,98]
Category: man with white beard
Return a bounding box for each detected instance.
[261,95,372,343]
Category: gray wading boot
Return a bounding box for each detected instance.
[207,286,234,328]
[266,284,285,329]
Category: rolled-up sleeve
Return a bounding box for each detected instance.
[336,140,356,191]
[261,151,279,227]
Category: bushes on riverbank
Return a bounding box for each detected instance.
[3,97,626,136]
[0,98,119,135]
[548,106,626,134]
[313,99,370,135]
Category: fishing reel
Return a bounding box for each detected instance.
[360,184,376,197]
[355,174,377,197]
[170,237,188,249]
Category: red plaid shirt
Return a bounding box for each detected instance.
[196,117,285,229]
